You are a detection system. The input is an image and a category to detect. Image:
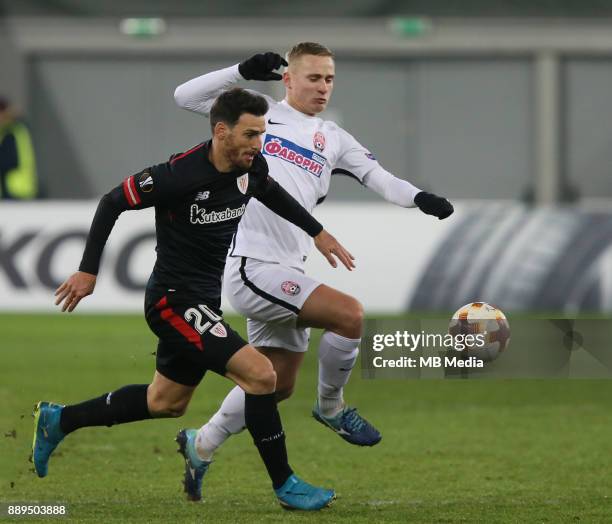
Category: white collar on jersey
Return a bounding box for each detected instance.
[280,99,319,121]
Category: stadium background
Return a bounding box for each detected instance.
[2,1,612,522]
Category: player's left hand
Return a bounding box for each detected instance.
[414,191,454,220]
[314,230,355,271]
[54,271,97,312]
[238,52,288,81]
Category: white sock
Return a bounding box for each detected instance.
[195,386,246,461]
[318,330,360,417]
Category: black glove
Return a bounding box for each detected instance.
[239,52,288,81]
[414,191,454,220]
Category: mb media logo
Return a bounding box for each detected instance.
[0,229,155,291]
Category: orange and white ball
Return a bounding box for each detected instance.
[448,302,510,362]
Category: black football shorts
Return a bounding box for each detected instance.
[145,290,247,386]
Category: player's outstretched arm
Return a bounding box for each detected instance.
[362,167,453,219]
[53,190,123,313]
[174,65,243,115]
[335,128,454,219]
[54,165,174,313]
[174,52,286,115]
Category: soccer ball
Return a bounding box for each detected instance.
[448,302,510,362]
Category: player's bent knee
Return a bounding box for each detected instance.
[274,374,297,401]
[352,299,365,330]
[275,384,295,402]
[148,400,187,418]
[229,347,278,394]
[256,367,277,393]
[164,404,187,418]
[243,367,277,395]
[336,298,364,338]
[147,391,190,418]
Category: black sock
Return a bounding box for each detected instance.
[244,392,293,489]
[59,384,151,435]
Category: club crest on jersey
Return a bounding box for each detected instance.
[237,173,249,195]
[281,280,301,296]
[313,132,326,152]
[138,171,154,192]
[210,322,227,338]
[263,135,326,178]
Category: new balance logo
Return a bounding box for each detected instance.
[195,191,210,201]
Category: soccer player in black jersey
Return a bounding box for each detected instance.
[31,88,354,511]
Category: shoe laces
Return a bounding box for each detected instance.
[341,407,366,433]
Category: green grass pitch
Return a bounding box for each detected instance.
[1,314,612,522]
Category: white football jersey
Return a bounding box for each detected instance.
[232,96,385,268]
[174,64,421,269]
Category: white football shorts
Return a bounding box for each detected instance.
[223,255,322,352]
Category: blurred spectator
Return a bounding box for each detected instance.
[0,97,38,199]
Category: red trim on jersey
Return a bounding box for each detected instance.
[129,176,141,205]
[122,178,133,206]
[155,295,203,351]
[154,296,168,310]
[170,143,205,165]
[122,176,141,207]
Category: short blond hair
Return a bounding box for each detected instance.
[286,42,334,64]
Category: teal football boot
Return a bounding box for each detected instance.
[176,429,211,501]
[31,401,65,478]
[274,474,335,510]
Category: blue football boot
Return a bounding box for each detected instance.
[274,474,335,510]
[31,401,65,478]
[312,401,382,446]
[176,429,211,501]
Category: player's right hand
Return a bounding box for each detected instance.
[238,52,288,81]
[314,230,355,271]
[54,271,97,313]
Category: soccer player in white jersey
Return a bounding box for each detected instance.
[173,42,454,501]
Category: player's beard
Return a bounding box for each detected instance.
[225,135,252,174]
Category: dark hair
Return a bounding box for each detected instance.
[210,88,268,132]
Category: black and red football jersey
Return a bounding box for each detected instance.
[78,140,322,309]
